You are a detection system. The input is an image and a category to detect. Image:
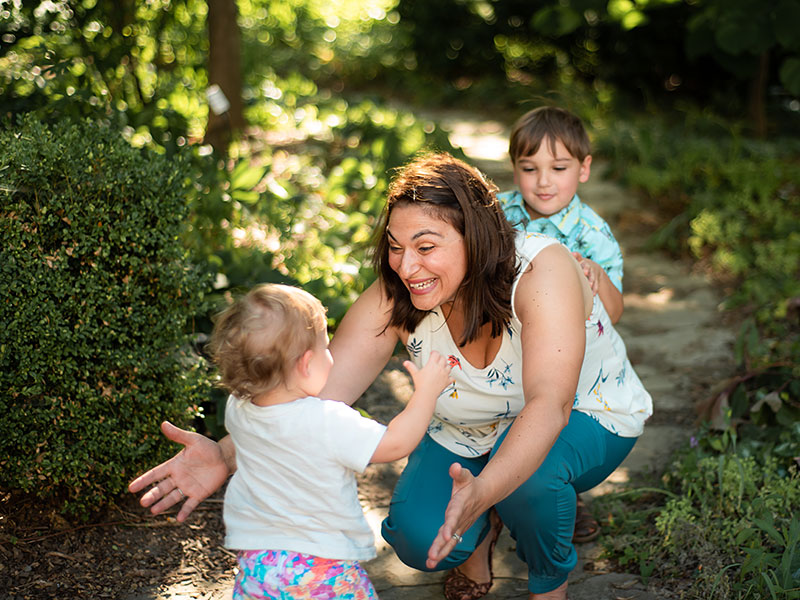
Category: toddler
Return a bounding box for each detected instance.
[209,283,453,599]
[498,105,624,323]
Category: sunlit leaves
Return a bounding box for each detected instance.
[0,0,208,150]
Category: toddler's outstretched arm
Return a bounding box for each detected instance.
[370,351,453,463]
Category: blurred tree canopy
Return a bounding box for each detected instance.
[396,0,800,136]
[2,0,798,145]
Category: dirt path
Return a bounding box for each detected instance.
[355,111,740,599]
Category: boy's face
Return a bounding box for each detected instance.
[512,136,591,220]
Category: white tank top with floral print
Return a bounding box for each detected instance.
[406,232,652,457]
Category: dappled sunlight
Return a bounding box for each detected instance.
[445,120,510,162]
[586,467,632,498]
[623,286,675,309]
[363,505,390,553]
[230,224,280,252]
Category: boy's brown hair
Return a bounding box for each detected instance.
[208,284,327,401]
[508,106,591,163]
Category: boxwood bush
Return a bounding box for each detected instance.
[0,116,213,519]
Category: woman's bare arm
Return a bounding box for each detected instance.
[323,280,401,404]
[427,244,590,566]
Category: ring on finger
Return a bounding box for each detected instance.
[451,533,463,543]
[176,487,186,499]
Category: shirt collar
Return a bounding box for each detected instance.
[547,194,581,235]
[504,192,581,235]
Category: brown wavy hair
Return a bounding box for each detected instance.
[208,284,327,401]
[508,106,591,163]
[373,153,518,346]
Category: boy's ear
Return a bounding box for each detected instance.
[579,154,592,183]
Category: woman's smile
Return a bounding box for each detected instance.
[408,277,437,292]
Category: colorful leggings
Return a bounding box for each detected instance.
[233,549,378,600]
[381,410,637,594]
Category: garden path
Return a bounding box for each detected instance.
[355,109,740,600]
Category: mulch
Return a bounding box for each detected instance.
[1,490,237,600]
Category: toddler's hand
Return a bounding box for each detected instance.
[403,350,454,397]
[572,252,600,295]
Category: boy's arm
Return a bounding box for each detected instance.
[370,352,453,463]
[573,209,625,323]
[571,253,624,324]
[595,266,624,324]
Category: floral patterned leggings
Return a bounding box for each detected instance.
[233,549,378,600]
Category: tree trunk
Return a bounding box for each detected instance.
[205,0,244,154]
[748,51,769,139]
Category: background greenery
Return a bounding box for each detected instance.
[1,1,798,596]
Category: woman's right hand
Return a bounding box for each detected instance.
[426,462,491,569]
[128,421,231,522]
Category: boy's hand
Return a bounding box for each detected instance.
[403,350,453,397]
[572,252,601,294]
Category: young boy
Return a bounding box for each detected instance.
[498,106,624,544]
[208,283,453,599]
[498,106,624,324]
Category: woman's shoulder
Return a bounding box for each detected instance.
[515,231,563,266]
[512,237,593,319]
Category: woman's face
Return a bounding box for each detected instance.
[386,203,467,312]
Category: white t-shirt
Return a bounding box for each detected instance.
[406,232,652,457]
[223,394,387,561]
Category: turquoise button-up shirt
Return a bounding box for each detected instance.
[498,191,624,292]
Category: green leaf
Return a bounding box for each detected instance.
[531,6,583,37]
[735,527,757,545]
[753,517,785,546]
[716,16,759,55]
[231,189,261,205]
[230,162,268,191]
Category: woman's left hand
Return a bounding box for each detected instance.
[426,462,490,569]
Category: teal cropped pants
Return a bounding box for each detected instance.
[380,410,637,594]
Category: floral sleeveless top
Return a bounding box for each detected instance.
[406,232,653,457]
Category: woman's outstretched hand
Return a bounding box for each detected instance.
[128,421,230,522]
[426,462,489,569]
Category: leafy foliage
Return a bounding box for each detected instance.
[0,0,209,148]
[593,112,800,599]
[596,115,800,370]
[0,116,212,518]
[598,445,800,599]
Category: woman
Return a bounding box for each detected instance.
[130,153,652,600]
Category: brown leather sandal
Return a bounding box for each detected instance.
[443,509,503,600]
[572,496,600,543]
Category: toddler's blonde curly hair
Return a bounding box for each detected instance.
[208,284,327,401]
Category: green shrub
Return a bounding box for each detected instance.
[0,116,213,519]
